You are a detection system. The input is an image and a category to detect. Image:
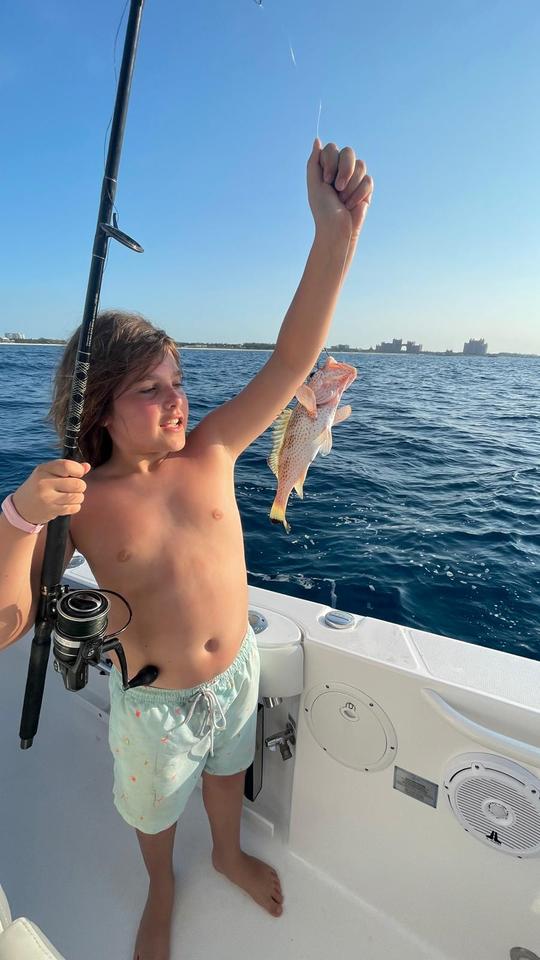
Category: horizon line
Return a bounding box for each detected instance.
[0,339,538,358]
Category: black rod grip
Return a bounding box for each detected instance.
[19,515,71,747]
[19,624,53,750]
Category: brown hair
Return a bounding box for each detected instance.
[48,310,179,467]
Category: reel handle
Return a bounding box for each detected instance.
[102,638,158,689]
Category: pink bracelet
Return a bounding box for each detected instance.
[1,494,44,534]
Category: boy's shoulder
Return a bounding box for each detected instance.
[167,428,234,474]
[84,427,231,485]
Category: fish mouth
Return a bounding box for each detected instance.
[331,364,357,391]
[323,357,357,385]
[344,366,357,387]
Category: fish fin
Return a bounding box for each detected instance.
[316,426,333,457]
[267,408,293,478]
[293,466,309,499]
[334,404,352,425]
[269,496,291,534]
[295,384,317,418]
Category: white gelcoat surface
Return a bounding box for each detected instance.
[2,563,539,960]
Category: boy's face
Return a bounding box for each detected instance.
[104,351,188,460]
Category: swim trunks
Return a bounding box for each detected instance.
[108,623,260,834]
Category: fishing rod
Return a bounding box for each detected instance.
[19,0,158,750]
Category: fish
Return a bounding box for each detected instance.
[267,356,357,533]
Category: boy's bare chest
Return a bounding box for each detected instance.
[71,451,240,576]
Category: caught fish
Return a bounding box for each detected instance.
[268,356,357,533]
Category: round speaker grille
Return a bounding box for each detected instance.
[444,753,540,858]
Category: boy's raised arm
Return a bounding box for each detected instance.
[199,140,373,461]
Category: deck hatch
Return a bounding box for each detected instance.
[303,682,397,771]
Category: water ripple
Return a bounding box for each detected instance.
[1,346,539,660]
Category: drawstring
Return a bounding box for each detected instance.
[180,687,227,756]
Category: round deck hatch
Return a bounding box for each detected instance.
[323,610,356,629]
[303,682,397,771]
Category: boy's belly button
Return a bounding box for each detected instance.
[204,637,219,652]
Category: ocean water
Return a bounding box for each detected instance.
[1,344,539,662]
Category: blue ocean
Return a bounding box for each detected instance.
[1,344,539,661]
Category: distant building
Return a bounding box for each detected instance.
[375,338,403,353]
[329,343,351,352]
[4,332,26,341]
[463,338,487,356]
[405,340,422,354]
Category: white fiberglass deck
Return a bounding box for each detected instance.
[1,634,433,960]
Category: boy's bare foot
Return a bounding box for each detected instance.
[212,850,284,917]
[133,878,175,960]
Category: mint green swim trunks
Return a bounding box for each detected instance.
[108,624,260,834]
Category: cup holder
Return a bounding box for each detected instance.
[248,609,268,635]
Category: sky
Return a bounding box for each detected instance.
[1,0,539,354]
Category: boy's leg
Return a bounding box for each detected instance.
[201,770,283,917]
[133,821,177,960]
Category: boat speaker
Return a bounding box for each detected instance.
[443,753,540,858]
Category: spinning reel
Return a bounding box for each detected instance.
[51,587,158,692]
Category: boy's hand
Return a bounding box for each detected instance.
[307,139,373,244]
[12,460,91,526]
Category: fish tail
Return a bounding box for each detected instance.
[269,494,291,534]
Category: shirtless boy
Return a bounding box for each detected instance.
[0,139,372,960]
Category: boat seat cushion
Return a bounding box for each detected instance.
[0,918,65,959]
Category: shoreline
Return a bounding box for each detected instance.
[0,343,272,351]
[1,343,537,358]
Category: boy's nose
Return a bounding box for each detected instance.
[164,386,181,406]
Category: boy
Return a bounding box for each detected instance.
[0,139,372,960]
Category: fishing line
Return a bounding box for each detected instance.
[252,0,322,140]
[113,0,130,84]
[251,4,339,365]
[287,36,297,68]
[101,0,130,280]
[103,0,130,166]
[316,97,322,140]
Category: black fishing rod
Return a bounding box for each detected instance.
[19,0,158,750]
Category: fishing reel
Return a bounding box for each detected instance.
[50,586,158,692]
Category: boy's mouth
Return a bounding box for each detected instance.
[160,417,184,430]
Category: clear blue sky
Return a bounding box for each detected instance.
[1,0,539,353]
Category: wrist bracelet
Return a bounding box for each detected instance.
[1,494,45,534]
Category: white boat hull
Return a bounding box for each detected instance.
[1,561,539,960]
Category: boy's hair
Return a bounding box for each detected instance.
[48,310,179,467]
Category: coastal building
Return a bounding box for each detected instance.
[3,332,26,341]
[405,340,422,353]
[463,338,487,355]
[375,338,403,353]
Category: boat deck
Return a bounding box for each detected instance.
[1,635,436,960]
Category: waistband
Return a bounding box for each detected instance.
[110,622,255,703]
